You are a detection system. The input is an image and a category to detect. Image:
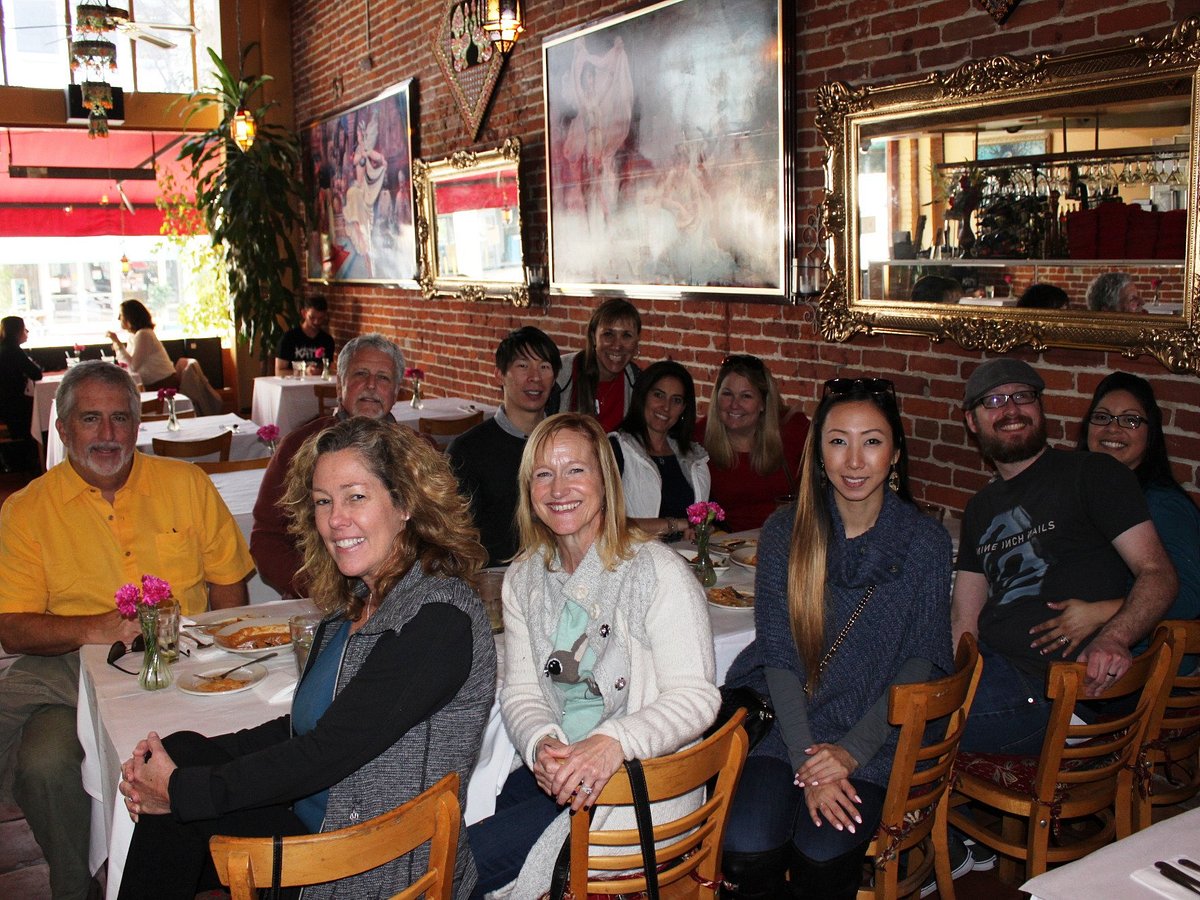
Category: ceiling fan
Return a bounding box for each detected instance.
[10,7,199,51]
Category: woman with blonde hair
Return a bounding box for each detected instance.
[700,354,809,532]
[467,412,720,898]
[719,379,952,898]
[117,417,496,899]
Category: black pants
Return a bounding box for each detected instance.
[117,731,308,900]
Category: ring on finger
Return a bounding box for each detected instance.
[580,784,593,796]
[1058,635,1068,644]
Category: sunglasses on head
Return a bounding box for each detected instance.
[721,354,766,371]
[823,377,896,399]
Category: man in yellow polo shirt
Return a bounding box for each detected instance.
[0,361,252,900]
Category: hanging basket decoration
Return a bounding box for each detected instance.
[82,80,114,111]
[71,38,118,71]
[88,110,110,139]
[75,4,129,33]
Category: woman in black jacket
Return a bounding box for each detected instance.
[0,316,43,473]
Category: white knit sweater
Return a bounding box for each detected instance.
[609,430,711,519]
[495,538,720,898]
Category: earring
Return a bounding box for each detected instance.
[888,466,900,493]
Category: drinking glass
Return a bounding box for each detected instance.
[478,571,505,634]
[156,598,181,663]
[289,614,321,676]
[292,360,306,380]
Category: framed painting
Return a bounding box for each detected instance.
[302,81,417,284]
[542,0,789,299]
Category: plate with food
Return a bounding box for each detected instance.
[707,586,755,611]
[729,547,759,569]
[213,618,293,653]
[188,609,270,636]
[178,663,267,696]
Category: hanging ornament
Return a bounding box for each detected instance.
[231,105,257,152]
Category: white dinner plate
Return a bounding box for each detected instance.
[707,586,755,612]
[188,609,274,636]
[177,663,267,696]
[729,547,759,569]
[213,617,293,653]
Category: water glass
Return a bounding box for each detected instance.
[478,571,505,634]
[156,598,181,663]
[292,360,306,380]
[289,614,321,676]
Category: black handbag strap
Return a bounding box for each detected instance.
[269,833,283,900]
[625,758,659,900]
[548,820,574,900]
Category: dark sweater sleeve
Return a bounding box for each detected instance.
[169,603,475,823]
[837,657,932,768]
[765,666,814,771]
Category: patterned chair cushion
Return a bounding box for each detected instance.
[955,750,1113,796]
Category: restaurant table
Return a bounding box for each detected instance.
[208,467,281,606]
[78,596,319,900]
[44,412,269,468]
[461,530,760,826]
[390,397,498,446]
[30,370,143,445]
[1021,806,1200,899]
[250,375,326,438]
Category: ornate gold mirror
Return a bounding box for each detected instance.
[817,21,1200,372]
[414,137,529,306]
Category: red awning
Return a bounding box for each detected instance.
[0,127,197,237]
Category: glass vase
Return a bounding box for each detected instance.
[165,396,180,432]
[137,606,173,691]
[322,358,332,380]
[410,380,423,409]
[692,524,717,588]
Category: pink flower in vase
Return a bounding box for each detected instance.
[314,347,324,359]
[73,343,85,353]
[686,501,727,527]
[404,367,425,381]
[140,575,171,607]
[115,583,140,618]
[157,387,177,401]
[257,424,281,444]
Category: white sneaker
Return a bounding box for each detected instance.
[919,836,974,897]
[963,838,997,871]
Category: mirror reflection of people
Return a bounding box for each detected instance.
[719,378,953,898]
[117,418,497,899]
[466,413,719,898]
[0,315,43,473]
[1028,372,1200,663]
[910,274,961,304]
[107,300,178,390]
[1086,271,1145,314]
[1017,283,1069,309]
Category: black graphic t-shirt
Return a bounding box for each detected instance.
[957,447,1150,677]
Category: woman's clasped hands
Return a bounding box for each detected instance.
[534,733,624,814]
[119,732,177,822]
[796,742,862,834]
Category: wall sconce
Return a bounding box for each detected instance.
[231,105,257,152]
[483,0,524,53]
[120,253,130,274]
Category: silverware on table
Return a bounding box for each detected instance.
[196,651,279,681]
[1155,861,1200,896]
[1182,859,1200,876]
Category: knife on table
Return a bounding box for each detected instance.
[1155,861,1200,896]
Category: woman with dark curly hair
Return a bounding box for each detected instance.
[117,417,497,899]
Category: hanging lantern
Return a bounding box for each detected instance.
[88,110,110,139]
[482,0,524,54]
[75,4,128,33]
[231,106,257,152]
[71,38,118,71]
[120,253,131,274]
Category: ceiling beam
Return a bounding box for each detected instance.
[8,166,157,180]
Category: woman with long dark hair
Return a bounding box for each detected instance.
[719,378,953,898]
[1028,371,1199,659]
[553,298,641,432]
[0,315,43,472]
[107,300,177,389]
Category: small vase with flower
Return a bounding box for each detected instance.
[687,501,726,588]
[157,387,180,432]
[405,367,425,409]
[116,575,176,691]
[316,346,331,380]
[257,423,280,455]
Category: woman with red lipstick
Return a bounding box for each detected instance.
[718,378,953,898]
[552,298,642,431]
[467,412,719,898]
[1028,372,1200,661]
[699,354,810,532]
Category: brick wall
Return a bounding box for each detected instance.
[289,0,1200,512]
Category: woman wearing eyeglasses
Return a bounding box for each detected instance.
[718,377,953,898]
[1027,372,1200,660]
[699,355,809,532]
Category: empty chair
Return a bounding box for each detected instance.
[950,635,1174,882]
[152,430,233,462]
[419,410,483,440]
[858,633,982,900]
[196,456,271,474]
[313,383,338,418]
[209,772,461,900]
[1136,620,1200,826]
[559,711,748,899]
[142,409,197,423]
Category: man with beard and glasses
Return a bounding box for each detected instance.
[952,358,1176,755]
[252,333,406,596]
[0,361,252,899]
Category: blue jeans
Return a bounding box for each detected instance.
[467,766,563,898]
[960,643,1052,755]
[724,756,885,863]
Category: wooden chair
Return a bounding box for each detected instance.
[418,410,483,440]
[1136,620,1200,824]
[209,771,460,900]
[949,635,1174,883]
[562,710,748,899]
[857,633,983,900]
[313,383,338,417]
[196,456,271,474]
[151,430,233,462]
[142,409,197,423]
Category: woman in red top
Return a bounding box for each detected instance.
[699,355,809,532]
[552,298,641,432]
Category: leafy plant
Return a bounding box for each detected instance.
[155,170,233,337]
[178,47,307,356]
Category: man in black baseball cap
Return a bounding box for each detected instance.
[953,357,1176,756]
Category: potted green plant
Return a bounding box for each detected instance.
[178,47,307,357]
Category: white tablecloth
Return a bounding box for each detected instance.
[208,467,280,606]
[250,376,325,438]
[30,370,143,444]
[1022,807,1200,899]
[45,412,269,468]
[78,597,319,899]
[390,397,498,446]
